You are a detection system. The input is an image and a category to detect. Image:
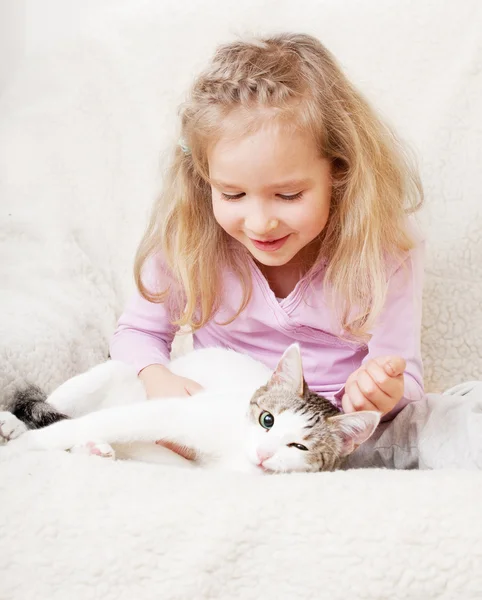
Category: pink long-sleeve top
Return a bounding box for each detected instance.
[110,243,425,420]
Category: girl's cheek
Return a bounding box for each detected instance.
[211,197,227,224]
[212,202,241,234]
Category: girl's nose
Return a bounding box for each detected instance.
[257,449,274,463]
[244,209,278,237]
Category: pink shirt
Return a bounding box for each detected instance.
[110,244,425,421]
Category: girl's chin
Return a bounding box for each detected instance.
[248,248,297,267]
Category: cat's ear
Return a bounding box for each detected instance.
[328,411,381,456]
[267,344,304,396]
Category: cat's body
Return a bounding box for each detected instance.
[0,345,380,474]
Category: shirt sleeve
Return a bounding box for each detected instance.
[365,241,426,421]
[109,254,180,373]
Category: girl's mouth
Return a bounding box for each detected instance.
[250,234,290,252]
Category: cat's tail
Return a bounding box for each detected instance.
[10,385,68,429]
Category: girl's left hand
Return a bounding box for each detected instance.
[341,356,406,416]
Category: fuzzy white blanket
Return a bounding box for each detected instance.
[1,0,482,598]
[1,453,482,600]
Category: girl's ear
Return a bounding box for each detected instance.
[267,344,304,396]
[328,411,381,456]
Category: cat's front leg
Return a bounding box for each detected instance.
[2,398,167,455]
[3,393,226,459]
[2,425,115,462]
[4,415,92,455]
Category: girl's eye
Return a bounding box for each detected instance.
[221,192,245,201]
[259,411,274,429]
[277,192,303,201]
[221,192,303,201]
[287,443,309,451]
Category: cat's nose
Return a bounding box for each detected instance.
[257,449,274,463]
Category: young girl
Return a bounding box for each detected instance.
[110,32,425,425]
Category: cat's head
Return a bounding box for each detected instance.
[246,344,380,473]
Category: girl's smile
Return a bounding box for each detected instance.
[250,234,291,252]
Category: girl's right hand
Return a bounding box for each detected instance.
[138,364,204,399]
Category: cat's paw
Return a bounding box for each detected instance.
[0,412,27,444]
[69,441,116,460]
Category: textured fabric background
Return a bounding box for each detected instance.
[1,452,482,600]
[1,1,481,598]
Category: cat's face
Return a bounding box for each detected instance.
[245,344,381,474]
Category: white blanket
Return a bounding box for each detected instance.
[1,453,482,600]
[1,0,482,598]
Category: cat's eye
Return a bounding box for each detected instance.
[259,411,274,429]
[287,443,309,451]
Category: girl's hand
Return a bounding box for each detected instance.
[341,356,406,416]
[139,364,204,399]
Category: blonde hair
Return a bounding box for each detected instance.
[135,33,422,339]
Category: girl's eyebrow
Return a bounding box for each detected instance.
[210,178,314,190]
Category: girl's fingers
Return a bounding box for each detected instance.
[342,394,355,413]
[357,368,395,414]
[374,356,406,378]
[367,359,405,405]
[185,380,204,396]
[343,357,406,414]
[344,380,378,412]
[364,360,390,388]
[365,360,403,403]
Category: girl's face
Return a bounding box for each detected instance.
[209,121,332,270]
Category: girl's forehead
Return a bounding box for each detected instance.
[218,105,299,138]
[211,116,313,156]
[208,122,323,186]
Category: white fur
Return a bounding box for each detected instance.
[0,412,27,442]
[5,345,380,474]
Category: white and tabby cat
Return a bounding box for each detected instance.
[1,345,380,474]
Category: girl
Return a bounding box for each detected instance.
[110,33,425,425]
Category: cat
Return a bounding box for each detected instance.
[0,344,381,474]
